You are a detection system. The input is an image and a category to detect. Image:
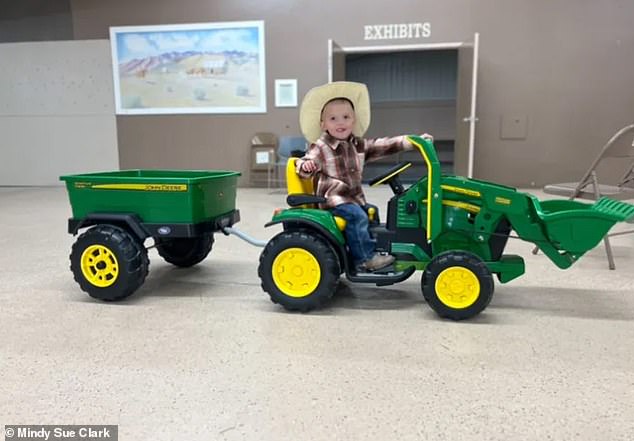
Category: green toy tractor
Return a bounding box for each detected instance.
[258,136,634,320]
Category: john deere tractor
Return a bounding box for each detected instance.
[257,136,634,320]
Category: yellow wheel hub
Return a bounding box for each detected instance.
[272,248,321,298]
[80,244,119,288]
[435,266,480,309]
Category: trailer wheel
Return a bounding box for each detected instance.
[70,225,149,301]
[258,231,340,312]
[422,251,493,320]
[155,234,214,267]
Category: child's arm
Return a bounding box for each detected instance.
[295,143,322,178]
[364,133,433,162]
[363,135,413,162]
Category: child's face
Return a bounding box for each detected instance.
[320,100,356,140]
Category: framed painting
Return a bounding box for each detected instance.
[109,21,266,114]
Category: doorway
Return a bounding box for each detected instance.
[328,35,479,182]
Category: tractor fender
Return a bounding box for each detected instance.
[264,218,351,272]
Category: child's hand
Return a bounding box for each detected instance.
[421,133,434,142]
[300,159,318,173]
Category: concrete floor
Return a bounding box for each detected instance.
[1,185,633,441]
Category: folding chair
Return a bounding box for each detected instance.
[534,123,634,269]
[250,133,278,189]
[272,135,307,189]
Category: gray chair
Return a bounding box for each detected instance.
[535,123,634,269]
[273,135,307,188]
[543,124,634,202]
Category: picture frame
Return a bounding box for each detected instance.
[109,21,266,115]
[274,79,298,107]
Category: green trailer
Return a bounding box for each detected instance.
[60,169,240,301]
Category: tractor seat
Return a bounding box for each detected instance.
[285,158,378,231]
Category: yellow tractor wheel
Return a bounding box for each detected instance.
[422,251,493,320]
[258,231,340,312]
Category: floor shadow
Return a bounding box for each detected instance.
[70,262,633,323]
[491,285,634,321]
[90,260,261,304]
[328,281,421,311]
[329,281,510,324]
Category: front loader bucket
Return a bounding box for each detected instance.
[593,197,634,220]
[538,197,634,254]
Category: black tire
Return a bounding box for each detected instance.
[70,225,149,301]
[422,251,494,320]
[421,271,430,302]
[258,231,340,312]
[155,234,214,267]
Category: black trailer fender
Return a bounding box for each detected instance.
[68,213,150,240]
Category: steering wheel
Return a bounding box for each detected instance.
[368,161,412,195]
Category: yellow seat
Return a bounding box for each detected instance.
[334,216,347,231]
[286,158,347,231]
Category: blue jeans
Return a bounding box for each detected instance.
[330,203,376,266]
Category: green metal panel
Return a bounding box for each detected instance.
[60,169,240,224]
[391,243,431,261]
[486,255,525,283]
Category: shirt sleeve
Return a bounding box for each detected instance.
[363,135,413,162]
[295,142,322,178]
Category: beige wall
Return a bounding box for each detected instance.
[472,1,634,186]
[70,0,634,187]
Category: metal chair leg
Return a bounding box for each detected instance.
[590,172,616,270]
[602,235,616,270]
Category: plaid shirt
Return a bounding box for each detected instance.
[296,132,413,208]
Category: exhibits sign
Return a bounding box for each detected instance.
[364,23,431,40]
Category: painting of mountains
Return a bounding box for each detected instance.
[110,21,266,114]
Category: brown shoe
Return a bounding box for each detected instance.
[363,253,396,271]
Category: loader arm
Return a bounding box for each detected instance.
[407,135,443,242]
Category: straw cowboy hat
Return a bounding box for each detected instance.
[299,81,371,143]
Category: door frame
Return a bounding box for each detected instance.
[328,35,479,177]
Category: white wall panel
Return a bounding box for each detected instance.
[0,116,118,185]
[0,40,118,185]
